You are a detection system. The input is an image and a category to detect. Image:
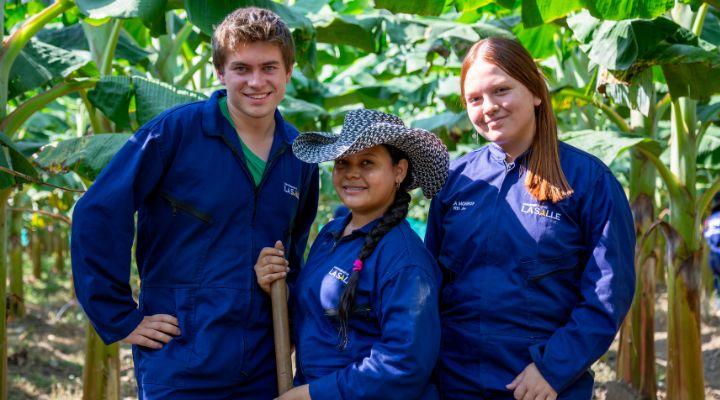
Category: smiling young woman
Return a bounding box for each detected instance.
[255,109,449,400]
[426,37,636,400]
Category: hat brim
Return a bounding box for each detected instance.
[292,122,449,198]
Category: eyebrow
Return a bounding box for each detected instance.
[229,60,281,68]
[355,150,380,157]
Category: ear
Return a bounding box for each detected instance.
[215,67,226,85]
[533,95,541,107]
[394,159,409,186]
[285,64,294,83]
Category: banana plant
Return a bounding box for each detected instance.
[565,3,720,398]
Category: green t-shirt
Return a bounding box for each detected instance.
[218,97,267,186]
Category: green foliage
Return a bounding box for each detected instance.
[37,25,151,64]
[8,38,92,99]
[522,0,675,28]
[76,0,168,35]
[560,129,650,166]
[0,132,40,188]
[568,10,720,100]
[36,134,132,181]
[87,76,206,128]
[374,0,446,16]
[87,76,133,129]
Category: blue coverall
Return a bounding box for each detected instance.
[71,90,319,399]
[293,213,441,400]
[704,211,720,296]
[426,142,635,399]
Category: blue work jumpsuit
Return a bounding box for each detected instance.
[426,142,635,399]
[704,211,720,295]
[71,90,319,399]
[293,213,441,399]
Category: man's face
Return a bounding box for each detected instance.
[216,42,292,122]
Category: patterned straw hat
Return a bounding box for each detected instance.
[292,109,449,198]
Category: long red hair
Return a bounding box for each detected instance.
[461,37,573,203]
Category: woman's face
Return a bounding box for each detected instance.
[463,58,541,156]
[332,145,408,217]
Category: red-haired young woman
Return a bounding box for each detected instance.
[425,37,636,400]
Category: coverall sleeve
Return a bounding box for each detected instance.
[424,195,445,259]
[529,170,636,392]
[71,125,170,345]
[308,266,441,400]
[287,164,319,285]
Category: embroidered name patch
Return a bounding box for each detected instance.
[284,183,299,199]
[452,200,475,211]
[521,203,562,221]
[328,266,350,284]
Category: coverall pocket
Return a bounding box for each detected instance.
[184,288,251,383]
[134,288,194,387]
[520,254,582,332]
[520,254,578,281]
[162,192,213,224]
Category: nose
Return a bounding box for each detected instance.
[248,70,263,87]
[483,98,500,116]
[344,164,361,179]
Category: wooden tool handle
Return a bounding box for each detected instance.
[270,278,293,394]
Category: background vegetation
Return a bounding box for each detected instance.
[1,0,720,398]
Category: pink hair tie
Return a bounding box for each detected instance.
[352,259,363,272]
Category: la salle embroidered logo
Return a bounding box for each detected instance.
[521,203,562,221]
[328,266,350,284]
[284,182,299,199]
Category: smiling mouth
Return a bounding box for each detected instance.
[244,92,271,100]
[485,115,506,124]
[342,185,367,193]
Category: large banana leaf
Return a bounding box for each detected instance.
[76,0,168,35]
[8,38,92,99]
[560,129,652,166]
[567,12,720,99]
[279,95,330,131]
[601,69,654,116]
[522,0,675,28]
[412,111,472,133]
[87,76,206,128]
[659,45,720,99]
[87,76,134,129]
[133,77,206,125]
[36,134,132,181]
[0,132,41,189]
[36,25,151,64]
[374,0,446,16]
[314,13,380,52]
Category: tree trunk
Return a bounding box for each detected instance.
[31,229,41,279]
[7,194,24,319]
[617,109,658,399]
[0,187,15,400]
[665,98,704,399]
[53,228,65,275]
[82,322,121,400]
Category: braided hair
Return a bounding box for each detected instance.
[337,144,413,350]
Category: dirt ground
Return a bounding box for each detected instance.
[7,270,720,399]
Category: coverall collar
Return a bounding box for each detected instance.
[488,142,530,165]
[328,212,382,242]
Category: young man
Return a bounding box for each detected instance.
[71,7,318,399]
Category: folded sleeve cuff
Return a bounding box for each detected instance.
[96,308,144,345]
[529,343,572,394]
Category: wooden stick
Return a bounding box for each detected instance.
[270,278,293,394]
